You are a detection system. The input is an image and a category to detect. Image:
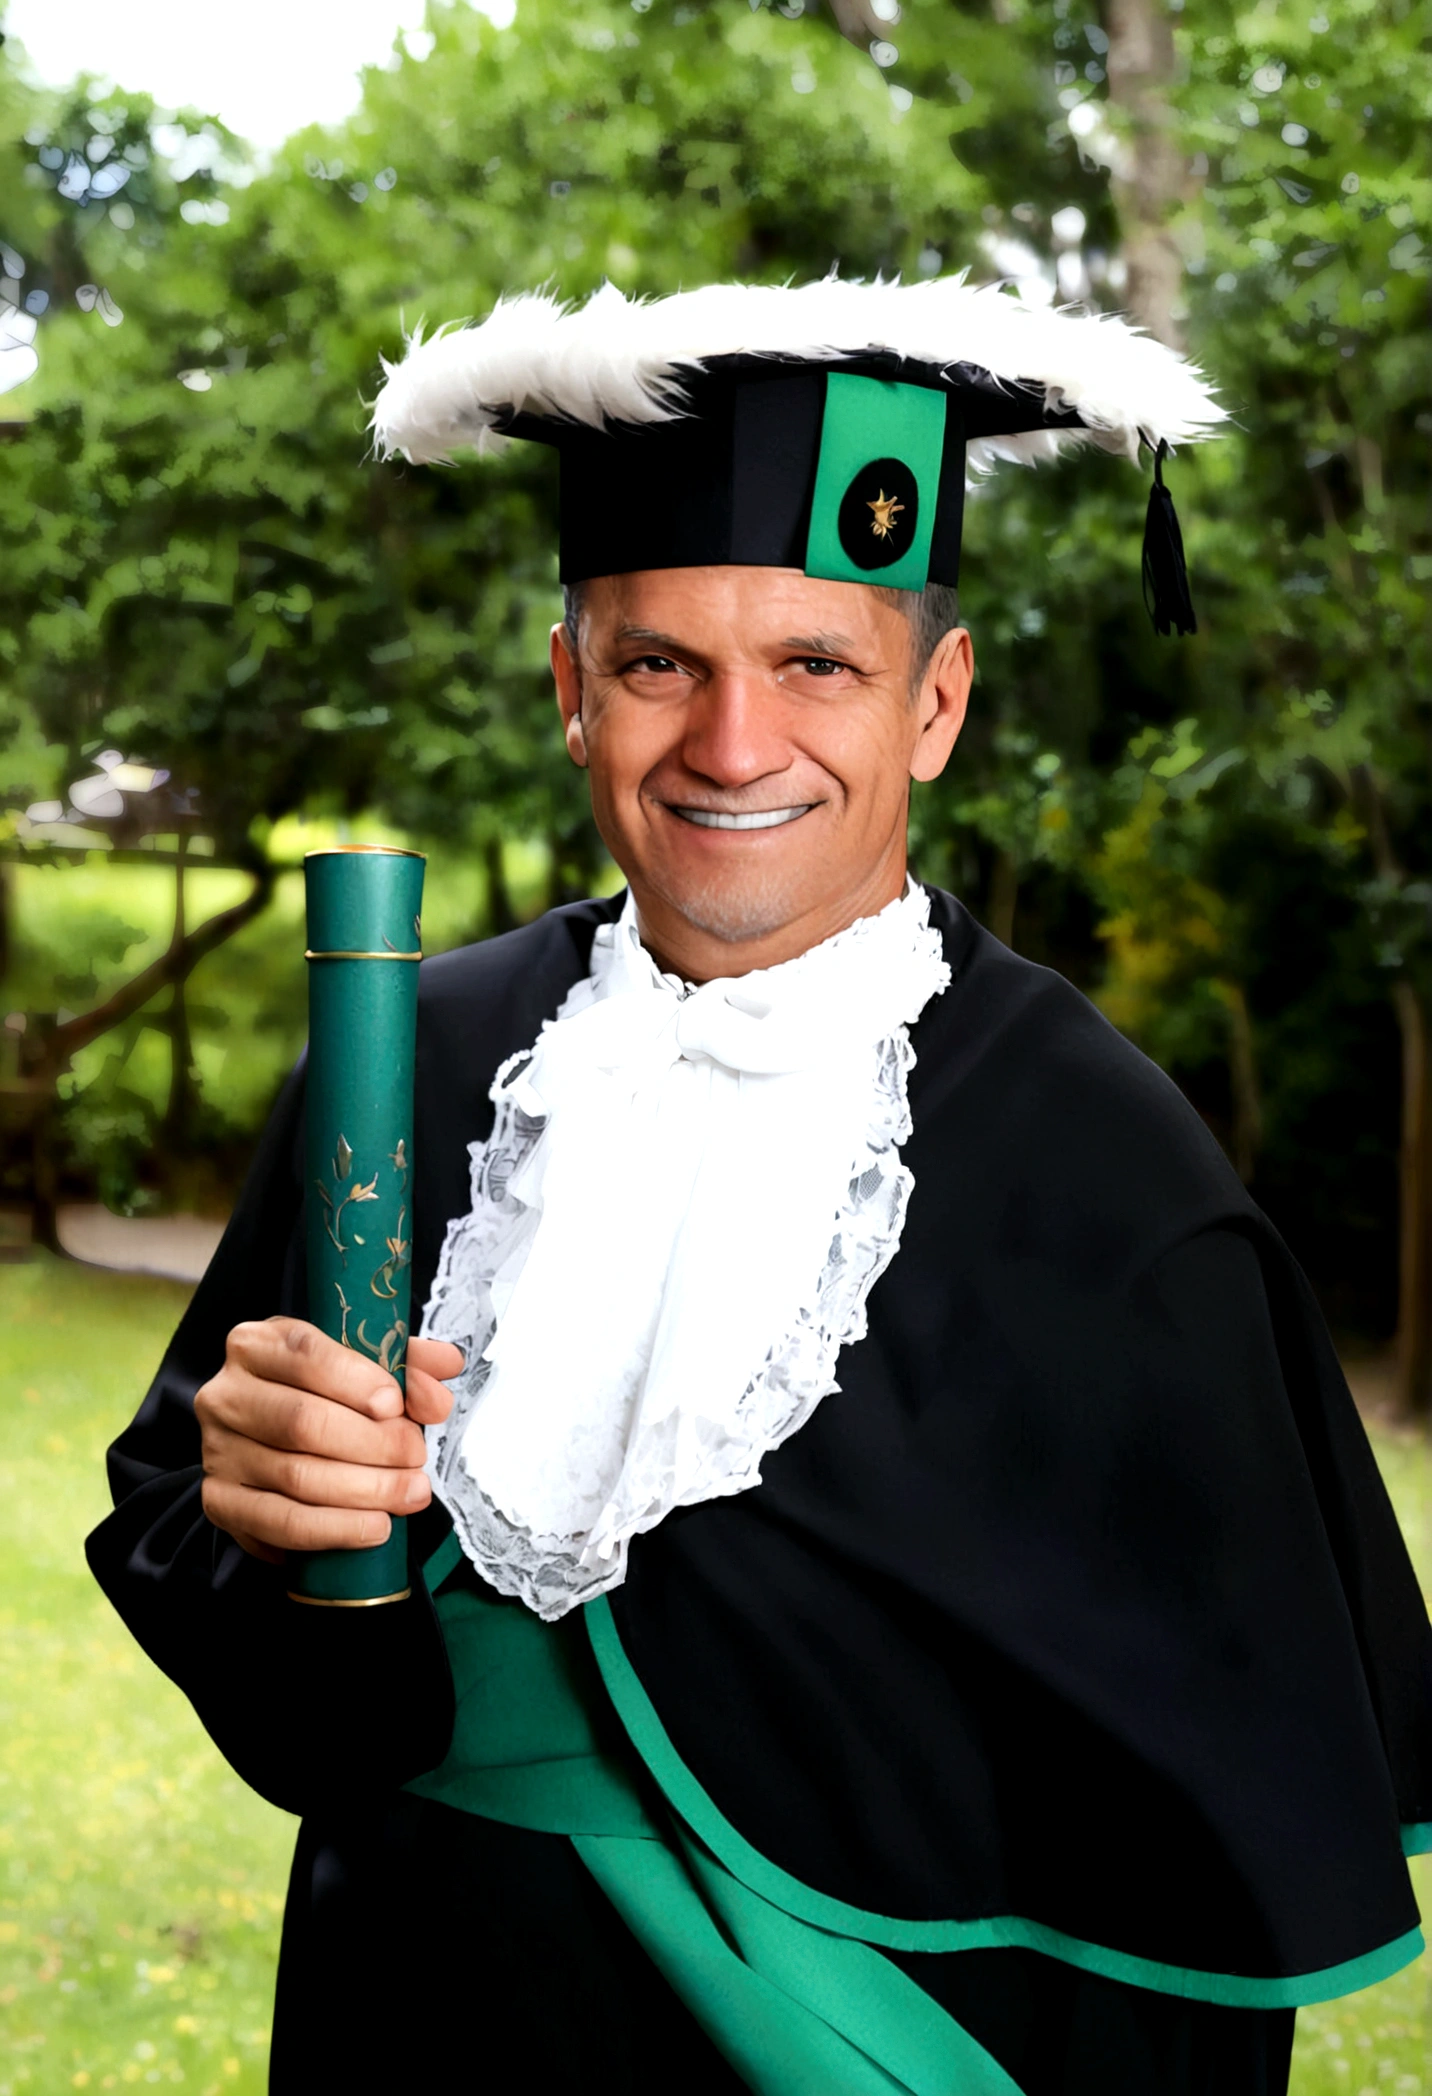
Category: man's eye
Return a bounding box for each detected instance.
[800,658,846,677]
[624,654,680,674]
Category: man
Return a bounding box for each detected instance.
[89,277,1432,2095]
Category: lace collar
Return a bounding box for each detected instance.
[421,883,950,1618]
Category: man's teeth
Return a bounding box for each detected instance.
[676,806,811,831]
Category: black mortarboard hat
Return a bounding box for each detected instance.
[373,277,1224,633]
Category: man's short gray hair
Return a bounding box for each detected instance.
[561,577,961,689]
[871,581,963,687]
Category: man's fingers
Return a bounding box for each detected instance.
[229,1318,404,1418]
[407,1337,465,1381]
[403,1366,456,1427]
[202,1381,427,1468]
[211,1430,431,1515]
[200,1323,444,1557]
[202,1476,394,1554]
[404,1337,462,1425]
[227,1526,285,1566]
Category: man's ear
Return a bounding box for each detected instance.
[910,627,973,785]
[550,621,587,769]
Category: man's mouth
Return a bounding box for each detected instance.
[669,805,815,831]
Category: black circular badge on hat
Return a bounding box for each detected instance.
[836,456,919,572]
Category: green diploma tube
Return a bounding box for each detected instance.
[288,845,425,1607]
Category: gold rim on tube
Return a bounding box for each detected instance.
[304,845,427,860]
[288,1587,413,1607]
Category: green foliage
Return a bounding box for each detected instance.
[1,0,1052,1208]
[892,0,1430,1327]
[1177,0,1432,953]
[0,0,1005,867]
[0,0,1428,1328]
[3,829,577,1212]
[1103,0,1430,1322]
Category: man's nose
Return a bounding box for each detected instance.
[679,671,790,788]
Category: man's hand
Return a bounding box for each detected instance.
[196,1319,464,1565]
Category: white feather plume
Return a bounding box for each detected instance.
[371,274,1225,476]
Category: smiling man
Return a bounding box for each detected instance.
[549,564,971,970]
[89,278,1432,2096]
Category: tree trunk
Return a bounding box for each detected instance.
[544,823,602,913]
[162,836,196,1148]
[42,860,276,1072]
[29,1092,61,1255]
[825,0,888,48]
[483,835,517,936]
[1102,0,1188,349]
[1347,764,1430,1416]
[1219,979,1263,1184]
[0,859,10,997]
[1392,979,1432,1416]
[988,849,1019,950]
[21,862,276,1245]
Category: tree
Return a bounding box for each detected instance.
[1163,0,1432,1406]
[3,0,1427,1398]
[807,0,1430,1389]
[0,0,1024,1209]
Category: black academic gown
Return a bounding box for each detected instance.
[86,890,1432,2096]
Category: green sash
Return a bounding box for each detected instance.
[407,1548,1024,2096]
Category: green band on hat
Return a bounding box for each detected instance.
[804,372,947,593]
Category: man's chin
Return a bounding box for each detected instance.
[644,867,812,948]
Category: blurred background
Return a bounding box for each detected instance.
[0,1,1428,2090]
[3,0,1430,1396]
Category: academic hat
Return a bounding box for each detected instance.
[371,275,1225,636]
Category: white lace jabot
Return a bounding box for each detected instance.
[421,883,950,1619]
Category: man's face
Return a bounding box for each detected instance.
[550,565,972,977]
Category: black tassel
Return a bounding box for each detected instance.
[1142,440,1198,638]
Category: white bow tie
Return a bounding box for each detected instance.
[554,899,939,1083]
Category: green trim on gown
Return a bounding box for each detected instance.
[584,1595,1424,2012]
[406,1561,1024,2096]
[406,1544,1420,2093]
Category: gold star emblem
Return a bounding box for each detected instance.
[867,488,905,540]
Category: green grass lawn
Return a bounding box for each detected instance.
[1,1256,291,2095]
[1,1254,1428,2093]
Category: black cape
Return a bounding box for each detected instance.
[87,890,1432,2092]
